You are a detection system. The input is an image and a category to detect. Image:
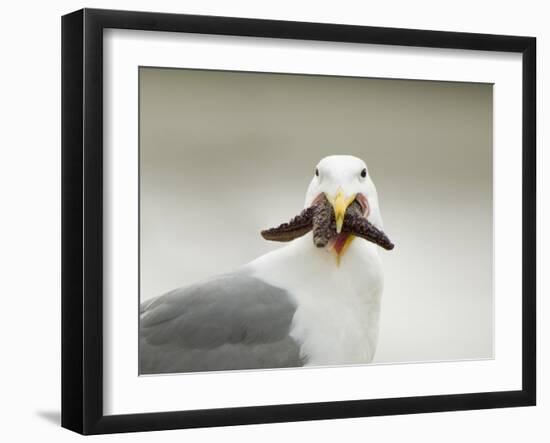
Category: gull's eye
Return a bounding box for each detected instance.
[360,168,367,178]
[315,168,319,177]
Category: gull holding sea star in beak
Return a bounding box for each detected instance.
[140,155,394,374]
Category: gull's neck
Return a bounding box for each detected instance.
[245,235,384,299]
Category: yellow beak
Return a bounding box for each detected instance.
[327,187,356,233]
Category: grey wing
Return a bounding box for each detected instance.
[139,273,305,374]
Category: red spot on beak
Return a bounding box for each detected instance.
[332,233,351,255]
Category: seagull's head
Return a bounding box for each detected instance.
[261,154,392,259]
[304,155,384,257]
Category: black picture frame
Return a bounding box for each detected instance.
[61,8,536,435]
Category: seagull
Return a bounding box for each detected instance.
[140,155,393,374]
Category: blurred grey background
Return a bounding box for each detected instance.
[139,67,493,364]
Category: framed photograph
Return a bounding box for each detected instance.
[61,8,536,435]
